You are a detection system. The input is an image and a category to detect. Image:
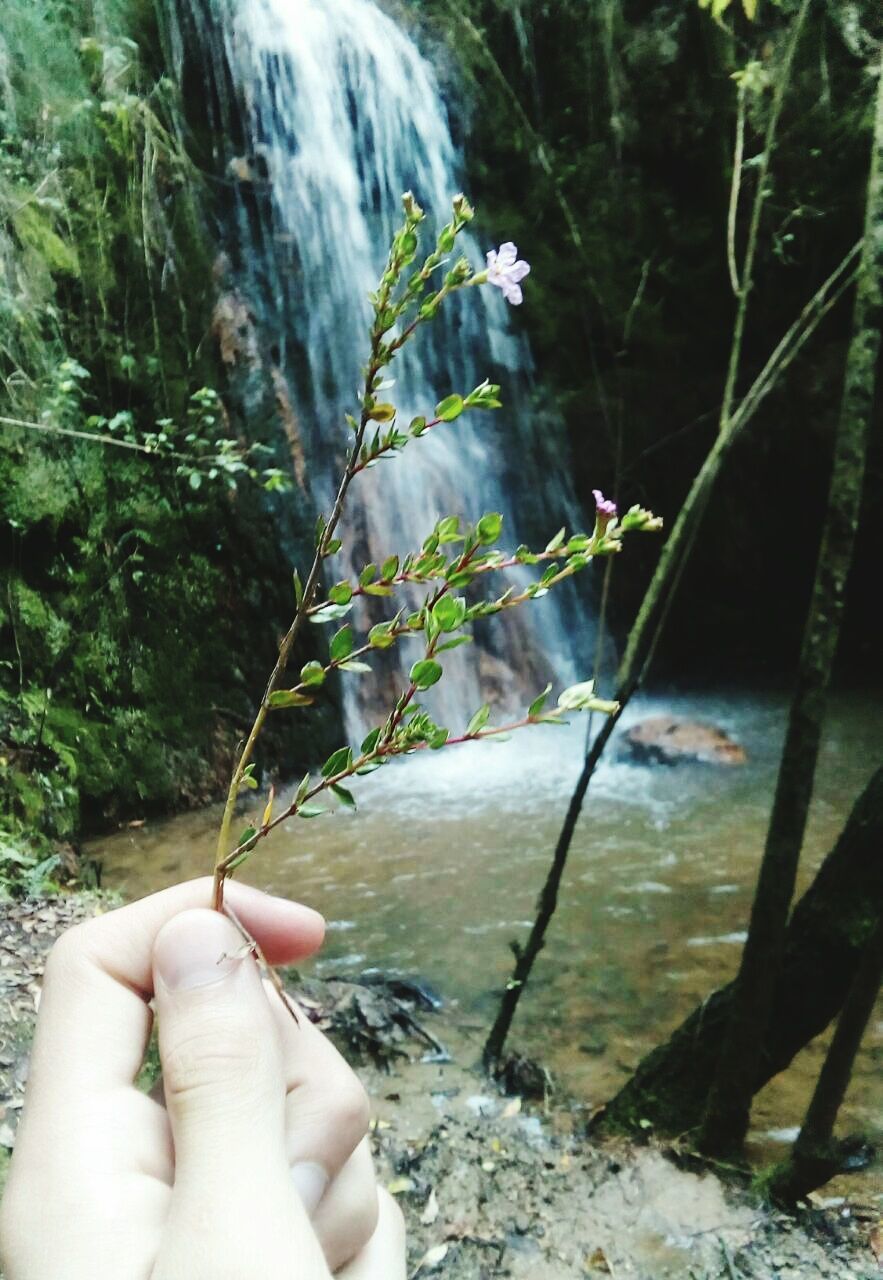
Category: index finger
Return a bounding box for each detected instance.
[27,877,325,1100]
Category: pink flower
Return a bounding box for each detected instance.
[593,489,618,537]
[592,489,617,518]
[486,242,530,305]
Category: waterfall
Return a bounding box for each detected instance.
[165,0,593,739]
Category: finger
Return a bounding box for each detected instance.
[264,989,371,1199]
[151,909,329,1280]
[26,877,324,1103]
[336,1189,406,1280]
[311,1139,379,1273]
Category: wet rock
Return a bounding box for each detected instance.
[620,717,747,767]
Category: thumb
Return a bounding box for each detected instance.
[151,909,327,1279]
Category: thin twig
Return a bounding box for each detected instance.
[222,899,299,1025]
[727,88,747,298]
[0,414,194,459]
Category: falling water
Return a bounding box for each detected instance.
[165,0,593,738]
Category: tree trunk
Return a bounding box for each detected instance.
[699,46,883,1158]
[767,915,883,1205]
[596,766,883,1137]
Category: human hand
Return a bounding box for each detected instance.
[0,878,405,1279]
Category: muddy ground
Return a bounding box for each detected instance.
[1,894,881,1278]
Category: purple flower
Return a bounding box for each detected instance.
[593,489,618,536]
[593,489,617,518]
[486,242,530,305]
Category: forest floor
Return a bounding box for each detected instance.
[1,893,881,1279]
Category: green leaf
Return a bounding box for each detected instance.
[293,569,305,608]
[329,581,353,605]
[295,773,311,804]
[238,825,257,847]
[330,625,354,662]
[331,783,357,809]
[409,415,427,437]
[369,623,396,649]
[298,804,327,819]
[339,660,372,673]
[363,583,393,597]
[436,515,461,544]
[322,746,354,777]
[225,850,251,872]
[410,658,443,690]
[446,570,474,589]
[300,661,326,687]
[361,727,382,754]
[545,527,566,553]
[435,394,464,422]
[429,728,449,749]
[268,689,314,708]
[436,635,472,653]
[432,595,467,632]
[324,538,342,555]
[476,512,503,545]
[381,555,400,581]
[359,563,377,587]
[466,704,490,736]
[528,683,553,718]
[240,773,259,790]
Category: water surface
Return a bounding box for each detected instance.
[92,688,883,1194]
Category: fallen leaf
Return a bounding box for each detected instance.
[387,1176,415,1196]
[421,1189,440,1226]
[586,1247,611,1273]
[415,1243,448,1272]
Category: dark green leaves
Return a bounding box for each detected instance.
[410,658,443,690]
[330,625,354,662]
[322,746,353,777]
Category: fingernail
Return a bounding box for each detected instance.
[154,910,244,992]
[291,1161,330,1215]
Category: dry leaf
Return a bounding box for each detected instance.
[586,1246,611,1273]
[421,1189,440,1226]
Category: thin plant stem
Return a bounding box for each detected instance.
[719,0,811,435]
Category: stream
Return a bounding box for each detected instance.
[91,687,883,1196]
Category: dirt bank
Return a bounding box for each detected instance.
[1,894,881,1278]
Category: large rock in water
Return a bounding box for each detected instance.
[621,716,747,767]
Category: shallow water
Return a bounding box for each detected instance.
[92,687,883,1195]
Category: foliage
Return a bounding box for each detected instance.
[402,0,881,673]
[0,0,331,890]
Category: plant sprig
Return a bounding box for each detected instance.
[211,192,661,912]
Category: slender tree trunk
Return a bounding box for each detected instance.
[699,48,883,1158]
[767,916,883,1205]
[596,767,883,1136]
[482,2,820,1073]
